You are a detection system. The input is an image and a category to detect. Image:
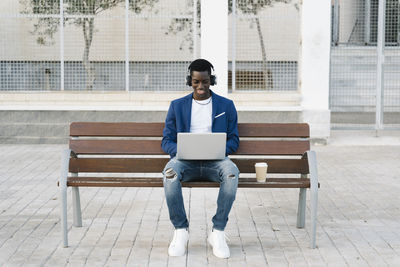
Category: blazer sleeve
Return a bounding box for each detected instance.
[226,100,239,155]
[161,102,178,157]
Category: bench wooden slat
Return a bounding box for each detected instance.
[69,158,309,174]
[232,158,309,173]
[69,140,165,155]
[70,122,164,137]
[238,123,309,138]
[234,140,310,155]
[67,177,309,183]
[70,140,309,155]
[69,158,169,172]
[69,122,309,138]
[67,177,312,188]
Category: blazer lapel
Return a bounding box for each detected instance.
[185,93,193,132]
[211,91,218,128]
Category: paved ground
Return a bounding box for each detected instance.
[0,133,400,266]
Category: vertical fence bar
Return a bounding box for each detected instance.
[332,0,339,45]
[398,2,400,44]
[125,0,130,92]
[60,0,64,91]
[364,0,371,44]
[375,0,386,132]
[193,0,198,59]
[231,0,236,92]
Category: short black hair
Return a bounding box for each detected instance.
[188,59,214,76]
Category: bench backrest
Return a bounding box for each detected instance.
[68,122,310,175]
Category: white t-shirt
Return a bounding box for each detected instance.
[190,97,212,133]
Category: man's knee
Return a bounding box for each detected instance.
[219,164,239,186]
[223,161,239,178]
[225,171,239,183]
[165,167,177,179]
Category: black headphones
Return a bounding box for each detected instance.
[186,60,217,86]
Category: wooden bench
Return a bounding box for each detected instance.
[59,122,319,248]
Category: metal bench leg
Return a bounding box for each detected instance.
[72,185,82,227]
[310,184,318,249]
[296,186,306,228]
[60,149,70,247]
[307,151,319,249]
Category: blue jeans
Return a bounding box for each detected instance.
[163,157,239,231]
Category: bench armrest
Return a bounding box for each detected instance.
[60,149,71,188]
[305,150,319,190]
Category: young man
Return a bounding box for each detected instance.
[161,59,240,258]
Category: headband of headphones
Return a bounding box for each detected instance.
[186,59,217,86]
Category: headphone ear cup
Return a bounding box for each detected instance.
[186,75,192,86]
[210,75,216,86]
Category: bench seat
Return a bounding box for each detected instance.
[66,177,313,188]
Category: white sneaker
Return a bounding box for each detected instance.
[168,228,189,256]
[208,229,230,258]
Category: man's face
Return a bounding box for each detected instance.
[191,71,211,100]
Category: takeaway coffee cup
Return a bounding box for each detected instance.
[255,162,268,182]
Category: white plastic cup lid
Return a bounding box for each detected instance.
[255,162,268,167]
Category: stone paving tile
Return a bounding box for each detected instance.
[0,144,400,266]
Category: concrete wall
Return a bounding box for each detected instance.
[0,91,303,143]
[0,109,303,144]
[229,2,300,61]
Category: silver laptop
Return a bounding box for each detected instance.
[176,132,226,160]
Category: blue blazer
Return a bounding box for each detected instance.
[162,91,239,158]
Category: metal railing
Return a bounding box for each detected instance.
[330,0,400,130]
